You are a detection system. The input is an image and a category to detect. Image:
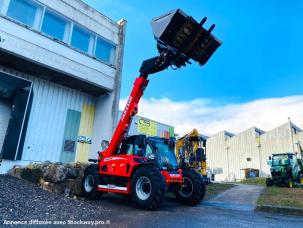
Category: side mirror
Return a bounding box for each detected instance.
[147,153,156,160]
[268,156,272,160]
[101,140,109,150]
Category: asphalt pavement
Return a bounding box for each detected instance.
[1,175,303,228]
[203,184,265,211]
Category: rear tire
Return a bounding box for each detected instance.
[82,165,101,200]
[131,166,166,210]
[175,169,206,206]
[266,178,273,187]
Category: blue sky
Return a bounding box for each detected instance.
[84,0,303,103]
[84,0,303,134]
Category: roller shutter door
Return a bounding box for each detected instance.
[0,99,11,152]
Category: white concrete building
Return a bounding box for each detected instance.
[0,0,126,173]
[207,122,302,182]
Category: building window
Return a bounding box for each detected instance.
[7,0,38,27]
[71,25,90,53]
[95,37,116,64]
[41,10,67,42]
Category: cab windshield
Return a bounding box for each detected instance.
[152,140,178,170]
[272,154,289,166]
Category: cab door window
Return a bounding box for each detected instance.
[145,144,153,158]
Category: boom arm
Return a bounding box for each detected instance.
[101,76,148,158]
[99,8,221,159]
[100,54,173,158]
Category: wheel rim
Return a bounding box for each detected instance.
[136,176,152,200]
[84,174,94,192]
[179,177,194,198]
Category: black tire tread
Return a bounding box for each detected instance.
[176,169,206,206]
[82,165,101,200]
[131,166,166,210]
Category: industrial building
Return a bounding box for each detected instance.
[119,111,175,138]
[207,121,303,182]
[0,0,126,173]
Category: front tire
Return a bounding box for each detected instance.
[175,169,206,206]
[82,165,101,200]
[131,166,166,210]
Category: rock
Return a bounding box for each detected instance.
[8,166,22,178]
[66,168,80,179]
[20,167,43,184]
[67,179,82,196]
[74,162,83,168]
[64,188,70,196]
[8,162,90,197]
[43,165,68,183]
[40,179,53,192]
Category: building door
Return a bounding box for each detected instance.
[0,72,32,161]
[0,99,11,152]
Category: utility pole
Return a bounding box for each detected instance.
[289,117,296,153]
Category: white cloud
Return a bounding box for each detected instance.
[119,95,303,136]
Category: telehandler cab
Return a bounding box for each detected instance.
[82,9,221,210]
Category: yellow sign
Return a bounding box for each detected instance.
[137,118,157,136]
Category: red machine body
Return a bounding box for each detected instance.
[82,8,220,210]
[97,76,183,195]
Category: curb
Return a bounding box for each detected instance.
[256,205,303,216]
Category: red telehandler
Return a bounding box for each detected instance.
[82,9,221,210]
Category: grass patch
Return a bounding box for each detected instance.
[240,177,267,186]
[205,183,235,199]
[258,187,303,208]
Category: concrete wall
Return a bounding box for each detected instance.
[0,0,121,91]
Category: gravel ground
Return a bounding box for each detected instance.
[0,175,117,227]
[1,174,303,228]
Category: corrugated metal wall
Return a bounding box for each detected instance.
[76,103,95,162]
[227,128,261,180]
[206,131,230,181]
[259,123,294,175]
[0,66,96,163]
[295,132,303,152]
